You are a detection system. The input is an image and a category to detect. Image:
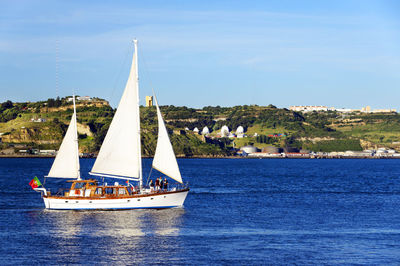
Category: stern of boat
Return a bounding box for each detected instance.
[33,187,50,208]
[43,197,50,209]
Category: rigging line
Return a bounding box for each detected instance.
[138,45,155,94]
[55,39,59,98]
[139,43,157,186]
[109,42,131,107]
[145,167,153,187]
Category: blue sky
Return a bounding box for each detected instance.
[1,0,399,109]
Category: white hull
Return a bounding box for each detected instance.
[42,190,189,210]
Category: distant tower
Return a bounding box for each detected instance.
[366,106,371,112]
[145,96,153,107]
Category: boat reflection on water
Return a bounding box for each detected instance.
[27,208,186,264]
[151,208,185,236]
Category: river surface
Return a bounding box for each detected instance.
[1,158,400,265]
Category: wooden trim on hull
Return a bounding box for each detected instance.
[47,206,181,210]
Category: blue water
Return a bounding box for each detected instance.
[1,158,400,264]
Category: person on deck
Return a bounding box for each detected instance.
[155,178,160,191]
[163,178,168,191]
[160,177,164,191]
[149,180,154,192]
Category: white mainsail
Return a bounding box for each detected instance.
[152,95,183,183]
[90,40,141,181]
[47,96,80,179]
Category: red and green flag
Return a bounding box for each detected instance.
[29,176,42,189]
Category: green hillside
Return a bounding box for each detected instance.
[0,97,230,156]
[0,98,399,156]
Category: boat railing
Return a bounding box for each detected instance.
[140,181,189,194]
[172,182,190,191]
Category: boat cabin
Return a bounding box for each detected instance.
[65,179,134,198]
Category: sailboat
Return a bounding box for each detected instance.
[33,40,189,210]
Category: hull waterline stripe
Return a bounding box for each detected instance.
[47,205,179,210]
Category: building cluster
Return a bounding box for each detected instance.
[67,96,93,102]
[17,149,95,157]
[30,118,46,123]
[289,105,397,113]
[290,106,332,112]
[359,106,397,113]
[18,149,56,155]
[187,125,246,138]
[237,146,400,158]
[328,148,400,157]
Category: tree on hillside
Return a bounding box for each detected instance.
[1,100,13,109]
[47,98,55,107]
[55,97,62,107]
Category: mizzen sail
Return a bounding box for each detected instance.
[47,96,80,179]
[90,41,141,181]
[152,95,183,183]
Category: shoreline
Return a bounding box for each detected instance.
[0,154,399,159]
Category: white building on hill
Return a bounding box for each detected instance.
[202,126,210,135]
[236,126,245,138]
[290,106,331,112]
[221,125,229,137]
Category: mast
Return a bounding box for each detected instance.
[72,94,81,180]
[134,40,143,188]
